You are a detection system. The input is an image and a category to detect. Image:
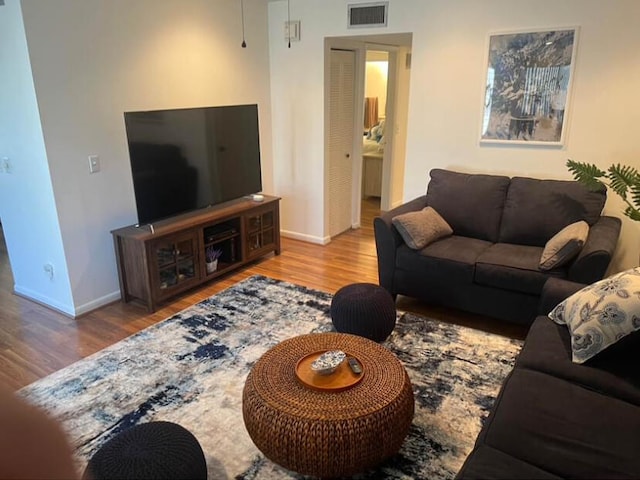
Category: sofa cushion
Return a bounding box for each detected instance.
[481,368,640,479]
[549,267,640,363]
[539,220,589,271]
[499,177,606,246]
[397,236,492,286]
[475,243,566,295]
[426,169,510,242]
[516,316,640,406]
[391,207,452,250]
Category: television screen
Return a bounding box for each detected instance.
[124,104,262,225]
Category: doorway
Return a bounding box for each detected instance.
[325,34,412,240]
[361,50,389,216]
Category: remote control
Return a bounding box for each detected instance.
[348,357,362,375]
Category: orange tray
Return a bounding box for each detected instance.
[295,351,364,392]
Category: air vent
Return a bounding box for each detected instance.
[348,2,388,28]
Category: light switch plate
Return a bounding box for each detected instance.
[88,155,100,173]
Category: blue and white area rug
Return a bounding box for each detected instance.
[19,275,522,479]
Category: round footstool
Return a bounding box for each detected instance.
[82,421,207,480]
[331,283,396,342]
[243,333,414,477]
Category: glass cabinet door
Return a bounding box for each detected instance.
[246,210,276,257]
[153,234,198,291]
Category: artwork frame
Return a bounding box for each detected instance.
[480,27,579,146]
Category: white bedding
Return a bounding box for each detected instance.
[363,137,383,155]
[363,119,385,155]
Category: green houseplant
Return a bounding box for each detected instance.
[566,159,640,221]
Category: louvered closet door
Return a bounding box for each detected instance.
[328,49,356,238]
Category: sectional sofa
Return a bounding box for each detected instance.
[456,276,640,479]
[374,169,621,325]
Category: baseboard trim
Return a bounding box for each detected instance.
[13,285,121,318]
[75,291,121,317]
[281,230,330,245]
[13,285,75,317]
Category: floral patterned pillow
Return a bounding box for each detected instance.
[549,268,640,363]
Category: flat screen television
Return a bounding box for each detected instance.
[124,104,262,225]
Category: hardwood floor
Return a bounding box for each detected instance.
[0,200,526,391]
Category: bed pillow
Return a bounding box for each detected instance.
[392,207,453,250]
[377,120,385,140]
[549,268,640,363]
[539,221,589,271]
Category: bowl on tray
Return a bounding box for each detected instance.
[310,350,346,375]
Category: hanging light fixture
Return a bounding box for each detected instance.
[241,0,247,48]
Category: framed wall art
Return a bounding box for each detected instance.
[480,27,579,146]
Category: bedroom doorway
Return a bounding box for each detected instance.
[324,34,412,240]
[361,50,389,215]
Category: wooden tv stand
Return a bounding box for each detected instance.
[111,195,280,312]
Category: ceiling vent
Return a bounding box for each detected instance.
[348,2,388,28]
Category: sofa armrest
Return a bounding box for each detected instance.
[373,195,428,294]
[539,278,587,315]
[568,216,621,284]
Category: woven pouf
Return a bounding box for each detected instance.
[243,333,415,478]
[82,421,207,480]
[331,283,397,342]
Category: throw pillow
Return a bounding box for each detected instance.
[549,267,640,363]
[392,207,453,250]
[539,221,589,271]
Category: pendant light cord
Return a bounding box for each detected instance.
[287,0,291,48]
[241,0,247,48]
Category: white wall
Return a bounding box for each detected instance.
[0,0,74,314]
[9,0,273,314]
[268,0,640,272]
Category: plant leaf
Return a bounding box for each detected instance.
[566,159,607,191]
[631,184,640,211]
[624,206,640,222]
[607,164,640,199]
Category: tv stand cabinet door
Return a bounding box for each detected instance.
[149,231,201,300]
[244,202,280,260]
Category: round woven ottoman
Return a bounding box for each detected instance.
[243,333,414,478]
[82,421,207,480]
[331,283,397,342]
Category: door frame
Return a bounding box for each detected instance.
[324,37,407,239]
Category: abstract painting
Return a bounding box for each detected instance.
[480,28,578,145]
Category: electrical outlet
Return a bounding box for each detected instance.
[88,155,100,174]
[44,263,54,280]
[1,157,11,174]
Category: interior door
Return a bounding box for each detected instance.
[328,49,356,237]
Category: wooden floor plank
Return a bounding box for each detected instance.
[0,200,526,391]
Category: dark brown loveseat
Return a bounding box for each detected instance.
[373,169,621,325]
